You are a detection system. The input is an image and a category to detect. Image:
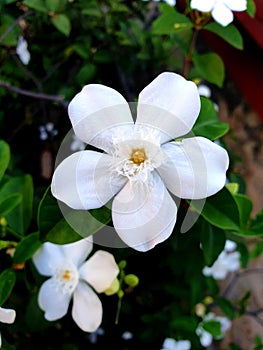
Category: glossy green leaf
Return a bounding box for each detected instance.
[0,140,10,181]
[204,23,243,50]
[200,220,226,266]
[233,193,253,227]
[0,193,22,217]
[192,97,229,140]
[247,0,256,17]
[190,187,240,231]
[1,175,34,234]
[13,232,41,264]
[51,14,71,36]
[0,269,16,306]
[152,10,193,35]
[193,52,225,87]
[23,0,48,12]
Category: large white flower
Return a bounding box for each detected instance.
[51,72,229,252]
[202,240,240,280]
[0,307,16,347]
[32,238,119,332]
[161,337,191,350]
[190,0,247,27]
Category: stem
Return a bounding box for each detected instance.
[0,11,33,43]
[0,80,67,108]
[183,27,199,79]
[115,297,123,325]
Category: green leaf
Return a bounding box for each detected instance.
[250,240,263,259]
[0,193,22,217]
[0,269,16,306]
[237,291,251,317]
[247,0,256,17]
[51,14,71,36]
[23,0,48,12]
[171,316,198,332]
[190,187,240,231]
[250,209,263,233]
[45,0,60,12]
[13,232,41,264]
[204,23,243,50]
[215,296,235,319]
[193,52,225,87]
[233,193,253,227]
[200,220,226,266]
[152,10,193,35]
[1,175,34,234]
[0,15,20,46]
[0,140,10,181]
[192,97,229,140]
[202,320,222,338]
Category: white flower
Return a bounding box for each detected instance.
[202,240,240,280]
[51,72,229,252]
[70,134,86,151]
[0,307,16,348]
[161,338,191,350]
[190,0,247,27]
[32,238,119,332]
[16,36,30,65]
[198,84,211,98]
[196,312,231,347]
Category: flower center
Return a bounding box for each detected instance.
[130,149,146,165]
[52,261,79,295]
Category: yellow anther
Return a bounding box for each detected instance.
[130,149,146,165]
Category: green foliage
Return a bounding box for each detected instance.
[204,23,243,50]
[0,269,16,306]
[192,52,225,87]
[192,96,229,140]
[0,140,10,181]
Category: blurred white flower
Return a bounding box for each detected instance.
[70,134,86,151]
[16,36,30,65]
[88,327,105,344]
[198,84,211,98]
[32,238,119,332]
[190,0,247,27]
[51,72,229,252]
[122,331,133,340]
[203,240,240,280]
[161,338,191,350]
[196,312,231,347]
[0,307,16,347]
[39,122,58,140]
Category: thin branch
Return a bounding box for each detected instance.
[183,27,199,79]
[0,80,67,108]
[0,10,34,43]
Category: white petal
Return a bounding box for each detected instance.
[0,307,16,324]
[112,171,177,251]
[190,0,215,12]
[223,0,247,11]
[72,282,102,332]
[158,137,229,199]
[79,250,119,293]
[38,278,71,321]
[136,72,201,143]
[51,151,127,210]
[68,84,134,153]
[33,242,64,276]
[61,238,93,268]
[212,3,234,26]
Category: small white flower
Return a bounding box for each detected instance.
[122,331,133,340]
[198,84,211,98]
[70,134,86,151]
[16,36,30,65]
[39,122,58,140]
[51,72,229,252]
[190,0,247,27]
[196,312,231,347]
[161,338,191,350]
[202,240,240,280]
[0,307,16,348]
[32,238,119,332]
